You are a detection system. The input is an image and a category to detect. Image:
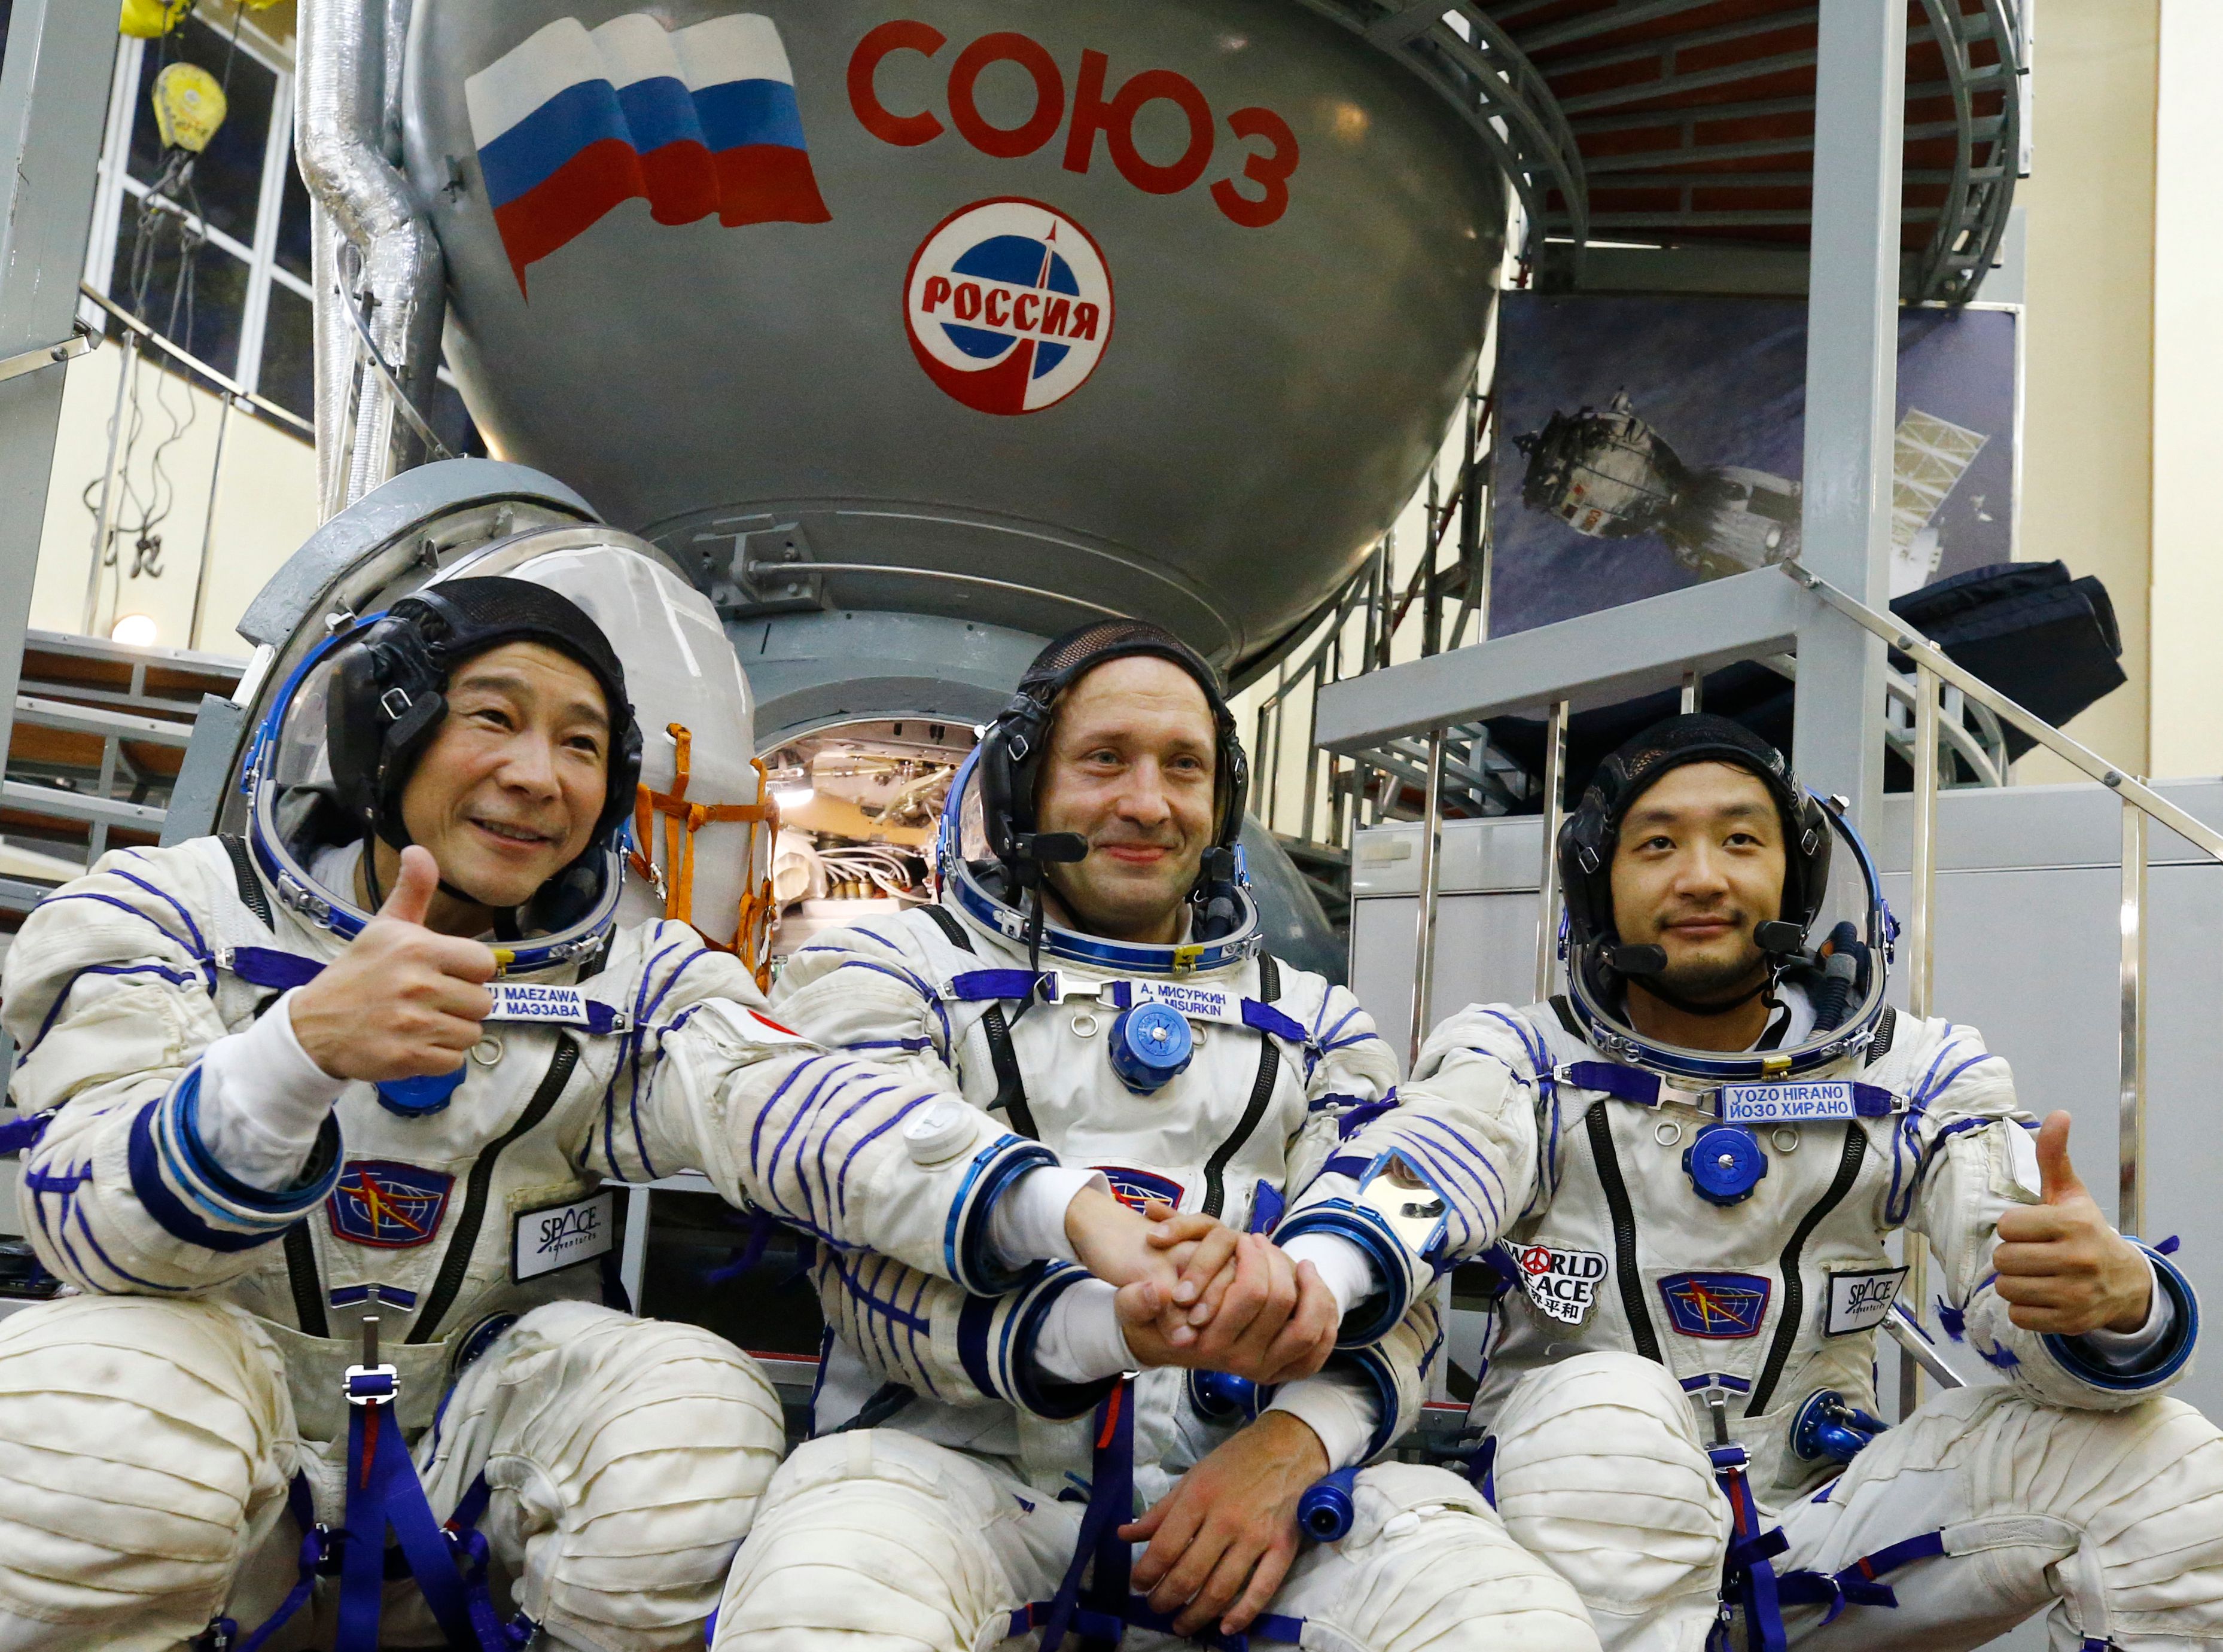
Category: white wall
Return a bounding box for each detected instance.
[2148,0,2223,779]
[28,336,319,659]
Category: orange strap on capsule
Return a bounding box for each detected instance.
[628,723,781,989]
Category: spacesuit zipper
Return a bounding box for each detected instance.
[406,1035,579,1343]
[218,834,274,927]
[1746,1122,1866,1418]
[1585,1101,1662,1363]
[1202,956,1281,1220]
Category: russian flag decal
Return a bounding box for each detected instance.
[465,11,831,294]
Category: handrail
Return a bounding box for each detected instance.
[77,282,315,438]
[1781,559,2223,862]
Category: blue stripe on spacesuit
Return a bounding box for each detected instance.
[68,1200,194,1294]
[24,961,205,1054]
[126,1099,285,1252]
[957,1290,998,1397]
[847,1037,935,1052]
[901,1266,945,1400]
[107,863,216,961]
[943,1138,1057,1295]
[824,1077,911,1224]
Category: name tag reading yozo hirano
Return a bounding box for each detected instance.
[1719,1080,1857,1125]
[513,1190,617,1282]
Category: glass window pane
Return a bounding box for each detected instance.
[276,147,311,281]
[126,16,273,249]
[259,280,312,422]
[110,203,249,381]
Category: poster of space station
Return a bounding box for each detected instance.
[1490,293,2017,637]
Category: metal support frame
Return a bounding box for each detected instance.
[2121,807,2148,1239]
[0,2,124,777]
[1409,729,1445,1070]
[1902,663,1940,1417]
[1790,0,1904,840]
[1534,701,1569,1001]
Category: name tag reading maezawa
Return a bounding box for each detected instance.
[513,1190,616,1282]
[488,983,593,1023]
[1719,1080,1857,1124]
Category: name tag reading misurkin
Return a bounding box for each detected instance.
[1719,1080,1857,1124]
[513,1190,617,1282]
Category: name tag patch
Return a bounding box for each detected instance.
[486,983,623,1034]
[1125,982,1244,1028]
[1516,1243,1608,1327]
[513,1190,616,1282]
[1825,1266,1908,1336]
[1720,1080,1856,1124]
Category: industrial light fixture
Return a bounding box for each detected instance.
[109,613,158,647]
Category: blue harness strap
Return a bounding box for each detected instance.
[1038,1378,1138,1652]
[947,969,1052,1003]
[1708,1442,1789,1652]
[1562,1061,1898,1117]
[336,1369,479,1652]
[1020,1376,1318,1651]
[0,1109,54,1156]
[1777,1529,1945,1626]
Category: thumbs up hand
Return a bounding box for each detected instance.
[289,845,499,1083]
[1991,1111,2153,1335]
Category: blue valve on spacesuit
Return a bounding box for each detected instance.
[375,1068,467,1118]
[1791,1388,1889,1465]
[1299,1467,1362,1541]
[1108,1001,1194,1094]
[1188,1368,1264,1423]
[1683,1122,1769,1206]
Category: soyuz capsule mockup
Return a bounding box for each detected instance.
[376,0,1508,737]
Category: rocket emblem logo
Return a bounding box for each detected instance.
[904,197,1113,415]
[327,1161,454,1249]
[1656,1271,1771,1339]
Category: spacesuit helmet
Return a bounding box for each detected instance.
[937,619,1260,975]
[1557,713,1892,1081]
[246,575,642,966]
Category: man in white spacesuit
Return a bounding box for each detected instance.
[1277,713,2223,1651]
[0,575,1193,1652]
[714,620,1598,1652]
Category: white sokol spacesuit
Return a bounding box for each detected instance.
[712,622,1597,1652]
[0,551,1068,1652]
[1281,716,2222,1652]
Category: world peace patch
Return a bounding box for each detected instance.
[328,1161,453,1249]
[1657,1271,1771,1339]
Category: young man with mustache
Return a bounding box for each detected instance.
[712,621,1595,1651]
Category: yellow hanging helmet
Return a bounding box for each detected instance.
[150,61,227,153]
[118,0,191,39]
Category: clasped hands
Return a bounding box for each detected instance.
[1065,1185,1342,1639]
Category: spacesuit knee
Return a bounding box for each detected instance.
[1791,1385,2223,1649]
[1490,1351,1729,1652]
[711,1428,1036,1652]
[423,1302,785,1652]
[0,1294,297,1651]
[1284,1462,1600,1652]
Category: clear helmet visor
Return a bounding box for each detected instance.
[1566,795,1895,1083]
[435,531,772,964]
[246,528,769,973]
[933,748,1263,975]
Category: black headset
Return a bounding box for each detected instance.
[326,578,644,861]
